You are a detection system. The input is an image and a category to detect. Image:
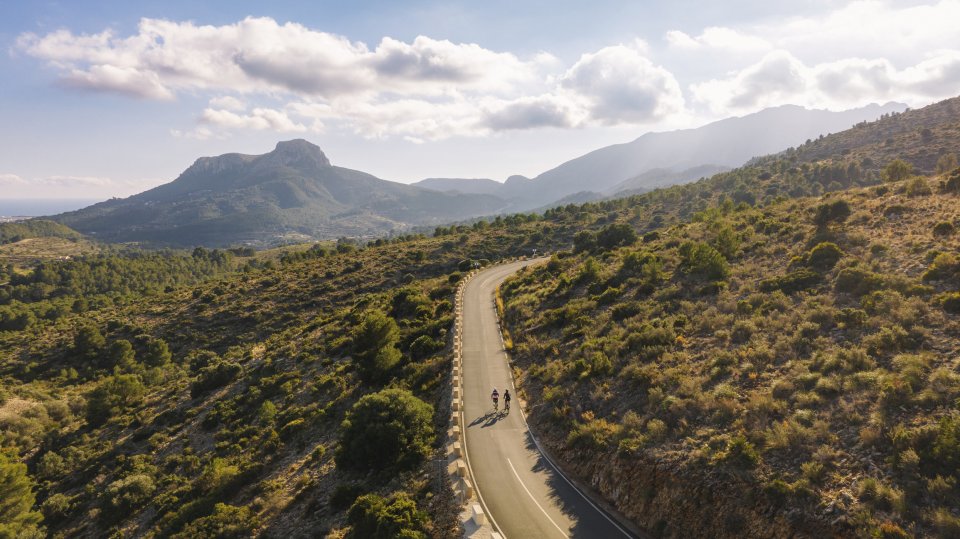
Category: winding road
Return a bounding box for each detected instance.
[460,260,641,539]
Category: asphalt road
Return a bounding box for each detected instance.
[460,260,639,539]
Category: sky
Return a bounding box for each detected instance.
[2,0,960,200]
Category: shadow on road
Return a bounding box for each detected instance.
[468,410,510,428]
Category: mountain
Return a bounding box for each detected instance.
[52,140,508,247]
[415,103,906,211]
[412,177,503,195]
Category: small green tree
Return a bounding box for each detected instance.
[0,450,43,538]
[142,338,171,367]
[678,242,729,280]
[807,242,844,271]
[882,159,913,183]
[352,312,402,383]
[813,199,851,228]
[86,374,145,426]
[73,323,105,361]
[336,388,434,473]
[106,340,137,371]
[596,223,637,250]
[935,153,958,174]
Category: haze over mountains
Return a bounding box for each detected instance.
[52,140,507,247]
[49,102,905,247]
[415,102,906,209]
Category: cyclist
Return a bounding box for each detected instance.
[503,389,511,411]
[491,388,499,411]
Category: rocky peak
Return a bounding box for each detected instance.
[265,139,331,169]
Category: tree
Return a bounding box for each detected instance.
[572,231,596,253]
[86,374,145,426]
[595,223,637,250]
[0,450,43,538]
[678,242,729,280]
[352,312,402,383]
[172,503,259,539]
[936,153,958,175]
[336,388,434,473]
[106,340,137,371]
[882,159,913,183]
[142,338,171,367]
[813,199,851,228]
[73,324,105,360]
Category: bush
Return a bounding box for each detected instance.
[834,267,885,296]
[678,241,729,280]
[352,312,403,383]
[759,269,821,294]
[813,199,851,227]
[905,176,932,196]
[716,435,759,469]
[346,492,428,539]
[172,503,259,539]
[882,159,913,183]
[86,374,146,426]
[596,223,637,250]
[336,388,434,473]
[104,474,156,513]
[408,335,442,360]
[190,359,242,397]
[933,222,955,237]
[807,242,843,271]
[941,292,960,314]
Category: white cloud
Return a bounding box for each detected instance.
[0,174,28,186]
[692,49,960,114]
[17,17,692,140]
[0,173,164,198]
[200,107,308,133]
[561,44,685,124]
[208,96,245,111]
[666,27,770,53]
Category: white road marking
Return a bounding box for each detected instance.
[507,458,569,539]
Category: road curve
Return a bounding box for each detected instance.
[460,260,640,539]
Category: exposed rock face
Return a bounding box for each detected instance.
[531,417,847,539]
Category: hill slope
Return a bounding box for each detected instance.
[53,140,508,247]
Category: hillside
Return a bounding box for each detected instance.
[1,95,959,538]
[415,103,906,211]
[52,140,508,247]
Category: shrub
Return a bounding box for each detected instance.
[933,221,955,237]
[882,159,913,183]
[905,176,932,197]
[104,473,156,512]
[172,503,259,539]
[716,435,759,469]
[835,267,885,296]
[330,483,365,511]
[336,388,434,473]
[596,223,637,250]
[346,492,428,539]
[678,241,729,280]
[759,269,821,294]
[86,374,146,426]
[813,199,851,227]
[190,359,242,397]
[408,335,442,360]
[352,311,403,383]
[941,292,960,314]
[807,242,843,271]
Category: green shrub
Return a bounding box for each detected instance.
[0,451,42,537]
[346,492,428,539]
[104,473,156,513]
[86,374,146,426]
[905,176,932,196]
[336,388,434,473]
[330,483,365,511]
[716,435,759,469]
[190,359,242,398]
[759,269,821,294]
[352,311,403,383]
[941,292,960,314]
[596,223,637,250]
[933,222,955,237]
[678,241,729,280]
[835,267,885,296]
[172,503,259,539]
[882,159,913,183]
[813,199,851,227]
[408,335,443,360]
[807,242,843,271]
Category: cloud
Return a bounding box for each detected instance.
[0,174,28,186]
[200,107,308,133]
[666,27,770,53]
[482,95,580,130]
[0,173,164,198]
[17,17,689,140]
[692,49,960,114]
[561,45,684,124]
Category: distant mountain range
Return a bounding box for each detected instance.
[414,102,906,209]
[50,102,906,247]
[53,140,507,247]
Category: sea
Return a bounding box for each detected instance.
[0,199,101,220]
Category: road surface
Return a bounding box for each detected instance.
[460,260,640,539]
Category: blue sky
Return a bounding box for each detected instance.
[2,0,959,199]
